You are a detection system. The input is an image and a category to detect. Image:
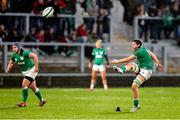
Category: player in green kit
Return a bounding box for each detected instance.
[111,39,163,112]
[88,39,109,90]
[6,42,46,107]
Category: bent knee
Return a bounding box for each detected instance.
[133,78,142,87]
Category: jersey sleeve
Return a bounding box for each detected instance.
[11,54,15,62]
[23,50,31,57]
[103,49,107,55]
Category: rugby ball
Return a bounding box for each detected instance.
[42,7,54,18]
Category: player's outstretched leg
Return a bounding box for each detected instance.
[113,65,125,74]
[113,63,138,74]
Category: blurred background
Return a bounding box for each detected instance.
[0,0,180,87]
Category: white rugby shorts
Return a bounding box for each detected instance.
[22,66,37,80]
[131,62,152,80]
[92,64,105,72]
[139,68,152,80]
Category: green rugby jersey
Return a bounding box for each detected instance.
[133,46,153,70]
[11,50,34,72]
[92,48,107,65]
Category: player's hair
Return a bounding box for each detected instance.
[96,39,102,44]
[133,39,142,48]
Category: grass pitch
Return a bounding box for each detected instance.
[0,87,180,119]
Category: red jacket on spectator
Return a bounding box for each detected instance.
[76,23,88,37]
[32,0,46,14]
[56,0,67,8]
[35,29,45,42]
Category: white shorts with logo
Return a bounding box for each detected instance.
[139,68,152,80]
[131,62,152,80]
[92,64,105,72]
[22,66,37,80]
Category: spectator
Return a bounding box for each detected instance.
[45,26,56,42]
[0,24,7,42]
[134,3,149,42]
[32,0,45,14]
[96,8,110,42]
[35,28,45,43]
[69,32,77,43]
[56,34,72,56]
[89,32,98,43]
[170,1,180,40]
[148,3,162,41]
[0,0,8,13]
[7,28,23,42]
[162,5,173,39]
[80,0,91,12]
[84,0,99,34]
[119,0,131,24]
[25,27,37,42]
[76,23,88,43]
[170,1,179,18]
[101,0,113,15]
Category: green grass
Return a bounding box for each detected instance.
[0,87,180,119]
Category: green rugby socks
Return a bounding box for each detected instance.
[34,88,43,101]
[22,87,28,102]
[120,66,126,73]
[134,99,139,107]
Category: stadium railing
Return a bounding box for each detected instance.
[1,42,168,73]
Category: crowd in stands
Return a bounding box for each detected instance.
[119,0,180,44]
[0,0,113,57]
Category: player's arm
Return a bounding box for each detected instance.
[148,50,164,71]
[29,52,39,72]
[104,54,110,68]
[6,60,15,73]
[111,55,135,64]
[88,55,94,69]
[104,55,109,65]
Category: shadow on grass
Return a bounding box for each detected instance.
[0,105,18,110]
[101,111,132,115]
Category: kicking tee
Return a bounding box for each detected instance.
[11,50,34,72]
[92,48,107,65]
[133,46,153,70]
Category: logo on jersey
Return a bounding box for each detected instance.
[20,56,24,60]
[18,62,25,65]
[95,51,103,58]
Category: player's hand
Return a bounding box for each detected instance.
[88,63,92,69]
[156,63,164,72]
[34,67,39,73]
[110,59,119,64]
